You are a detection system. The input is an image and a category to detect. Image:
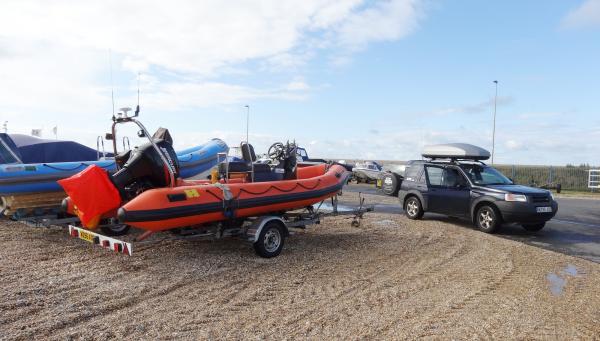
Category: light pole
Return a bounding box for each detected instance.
[244,105,254,181]
[245,105,249,144]
[492,80,498,164]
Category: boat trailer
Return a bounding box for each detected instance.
[66,194,373,258]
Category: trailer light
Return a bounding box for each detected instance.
[113,243,123,253]
[101,240,110,248]
[122,244,130,256]
[70,229,79,237]
[93,236,100,245]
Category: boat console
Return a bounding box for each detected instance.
[219,141,297,182]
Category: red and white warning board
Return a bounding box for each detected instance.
[68,225,133,256]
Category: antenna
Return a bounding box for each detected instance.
[109,49,115,120]
[135,72,140,116]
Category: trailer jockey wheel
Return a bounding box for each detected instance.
[254,220,285,258]
[351,219,360,227]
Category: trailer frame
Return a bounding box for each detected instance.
[66,194,372,258]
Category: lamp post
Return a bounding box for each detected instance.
[244,105,254,181]
[245,105,249,144]
[492,80,498,164]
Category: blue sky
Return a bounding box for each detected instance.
[0,0,599,165]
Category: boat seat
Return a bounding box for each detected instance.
[241,142,257,162]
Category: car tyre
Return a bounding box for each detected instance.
[475,205,501,233]
[522,222,545,231]
[381,173,400,196]
[404,196,424,220]
[253,221,286,258]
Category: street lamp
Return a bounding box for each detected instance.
[245,105,249,144]
[492,80,498,164]
[244,105,254,181]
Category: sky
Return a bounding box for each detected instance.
[0,0,599,165]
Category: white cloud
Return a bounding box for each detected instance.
[562,0,600,29]
[430,96,514,116]
[335,0,421,50]
[0,0,426,125]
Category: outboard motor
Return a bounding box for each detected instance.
[111,138,179,200]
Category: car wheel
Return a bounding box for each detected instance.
[522,222,545,231]
[253,221,286,258]
[475,205,501,233]
[404,197,424,220]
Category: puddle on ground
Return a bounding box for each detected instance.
[546,273,567,296]
[546,264,580,296]
[563,264,578,276]
[314,203,355,212]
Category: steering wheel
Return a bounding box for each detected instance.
[268,142,285,160]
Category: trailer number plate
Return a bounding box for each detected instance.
[79,230,95,243]
[536,206,552,213]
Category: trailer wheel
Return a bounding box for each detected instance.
[101,224,130,237]
[254,221,286,258]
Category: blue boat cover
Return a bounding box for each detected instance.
[0,134,22,164]
[2,134,101,164]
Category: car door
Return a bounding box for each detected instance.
[440,167,471,217]
[424,165,446,213]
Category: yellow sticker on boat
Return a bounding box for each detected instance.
[184,189,200,198]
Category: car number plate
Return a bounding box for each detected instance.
[536,206,552,213]
[79,230,95,243]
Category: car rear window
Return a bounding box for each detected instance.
[405,164,422,181]
[425,166,443,186]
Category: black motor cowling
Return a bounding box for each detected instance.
[111,130,179,199]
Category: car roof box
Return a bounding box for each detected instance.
[422,143,490,161]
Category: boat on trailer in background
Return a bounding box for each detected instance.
[0,127,228,219]
[61,108,370,257]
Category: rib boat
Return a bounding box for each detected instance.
[60,111,349,233]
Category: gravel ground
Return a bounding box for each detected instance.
[1,212,600,340]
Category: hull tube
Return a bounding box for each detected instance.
[118,164,349,232]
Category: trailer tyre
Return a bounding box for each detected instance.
[101,224,130,237]
[254,221,286,258]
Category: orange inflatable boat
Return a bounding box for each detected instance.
[117,162,347,231]
[59,118,349,233]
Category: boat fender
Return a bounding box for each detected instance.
[214,183,236,219]
[246,216,287,243]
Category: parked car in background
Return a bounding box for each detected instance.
[397,143,558,233]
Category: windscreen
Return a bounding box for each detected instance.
[460,164,512,185]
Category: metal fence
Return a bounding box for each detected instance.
[493,165,596,191]
[589,170,600,189]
